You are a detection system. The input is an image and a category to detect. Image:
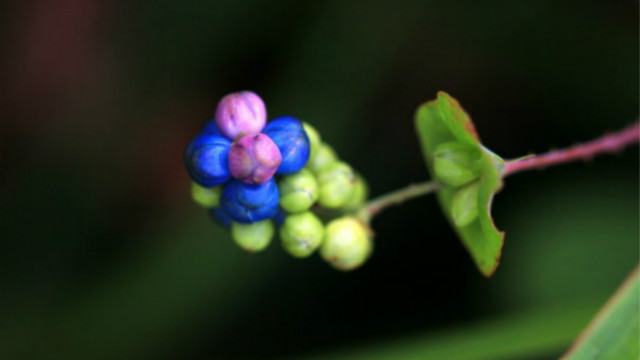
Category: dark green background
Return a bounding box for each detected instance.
[1,1,637,359]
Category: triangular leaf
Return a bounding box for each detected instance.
[415,91,504,276]
[563,266,640,359]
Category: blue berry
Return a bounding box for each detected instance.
[263,116,310,174]
[208,207,233,228]
[221,179,280,223]
[185,134,232,187]
[200,119,224,136]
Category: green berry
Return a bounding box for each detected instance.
[191,182,221,208]
[280,211,324,258]
[451,182,479,227]
[320,217,372,271]
[306,143,338,173]
[231,220,274,252]
[302,122,322,163]
[342,175,368,211]
[316,161,355,208]
[433,142,481,187]
[278,169,319,213]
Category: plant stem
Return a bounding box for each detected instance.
[357,121,639,222]
[502,121,639,177]
[358,180,441,222]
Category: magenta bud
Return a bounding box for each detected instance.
[229,134,282,184]
[215,91,267,140]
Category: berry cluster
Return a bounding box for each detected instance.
[185,91,372,271]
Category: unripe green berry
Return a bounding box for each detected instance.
[342,175,368,212]
[280,211,324,258]
[433,142,481,187]
[302,122,321,163]
[191,182,221,208]
[278,169,319,213]
[306,143,338,173]
[320,217,372,271]
[231,220,274,252]
[451,182,479,227]
[316,161,355,208]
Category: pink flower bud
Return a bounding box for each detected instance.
[228,134,282,184]
[215,91,267,140]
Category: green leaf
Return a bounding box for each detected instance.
[563,265,640,360]
[415,91,505,276]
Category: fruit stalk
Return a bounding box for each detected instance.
[358,121,639,222]
[358,180,441,222]
[503,121,639,177]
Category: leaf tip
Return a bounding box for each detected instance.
[479,230,505,277]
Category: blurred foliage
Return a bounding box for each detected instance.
[305,302,599,360]
[565,267,639,360]
[1,0,637,359]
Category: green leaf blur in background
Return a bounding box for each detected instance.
[564,266,639,360]
[415,92,505,276]
[1,1,637,359]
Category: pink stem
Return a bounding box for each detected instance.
[503,121,640,177]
